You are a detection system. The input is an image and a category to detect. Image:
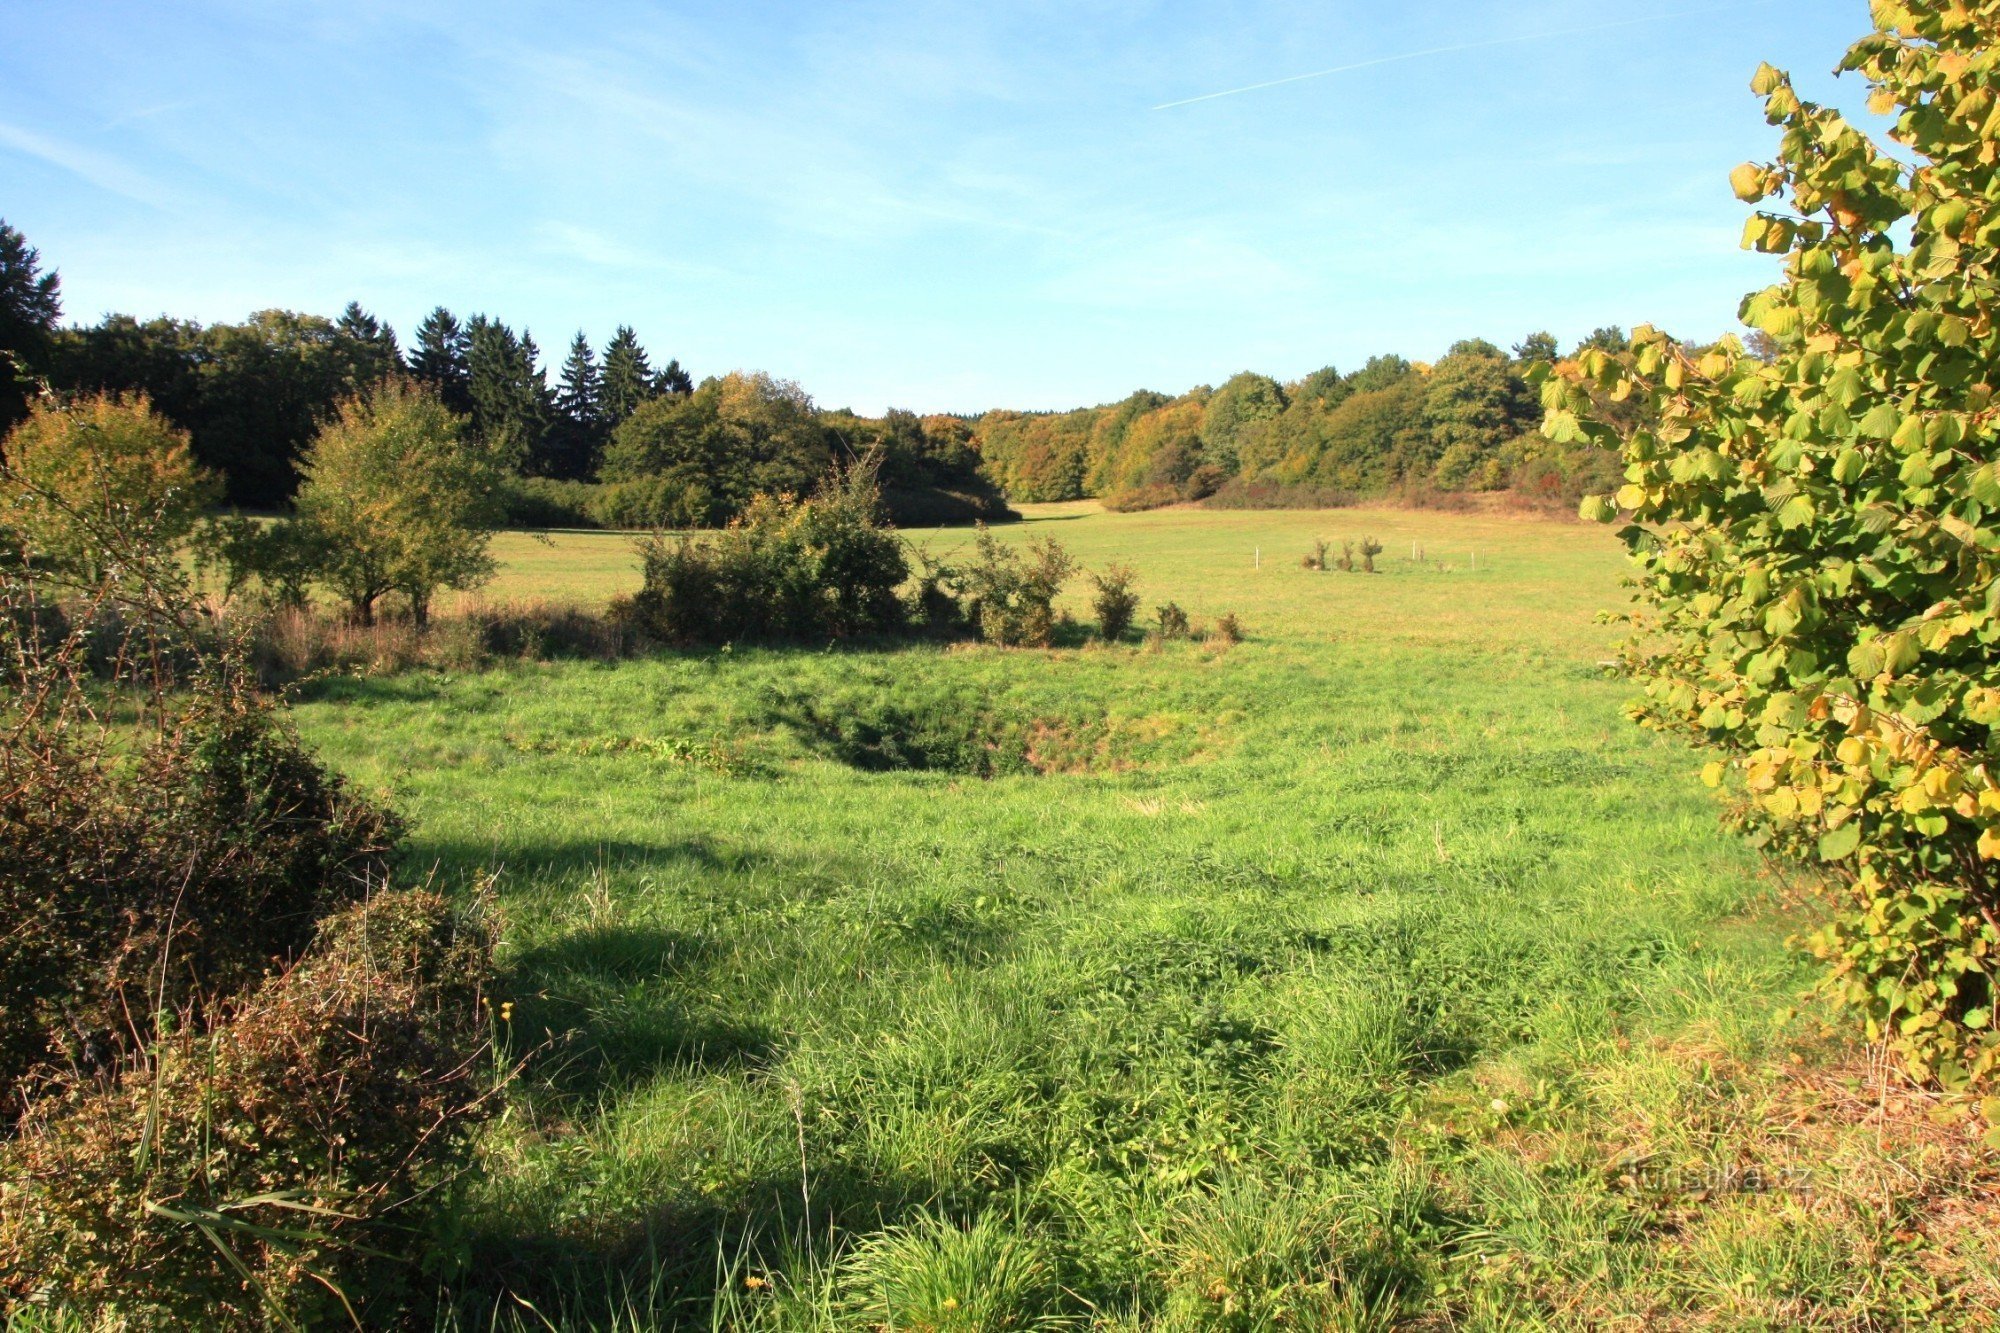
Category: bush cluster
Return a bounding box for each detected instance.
[611,475,910,645]
[611,482,1120,652]
[0,617,400,1116]
[1,888,495,1328]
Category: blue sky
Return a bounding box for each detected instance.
[5,0,1862,414]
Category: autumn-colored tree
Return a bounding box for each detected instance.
[293,380,503,625]
[0,392,218,584]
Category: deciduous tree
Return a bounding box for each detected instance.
[292,380,502,625]
[1553,2,2000,1083]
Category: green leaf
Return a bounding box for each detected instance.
[1967,463,2000,507]
[1857,403,1902,439]
[1891,414,1927,452]
[1818,822,1862,860]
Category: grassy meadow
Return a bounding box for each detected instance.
[291,504,1997,1329]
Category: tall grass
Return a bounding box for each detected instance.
[281,504,2000,1329]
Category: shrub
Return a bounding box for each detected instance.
[208,513,323,610]
[1103,481,1185,513]
[0,600,401,1115]
[1203,477,1356,511]
[1302,540,1329,572]
[1089,564,1140,641]
[876,483,1017,528]
[497,476,604,529]
[588,475,713,530]
[768,684,1031,778]
[1155,602,1191,641]
[1357,537,1385,574]
[958,528,1076,648]
[1551,4,2000,1083]
[0,887,495,1328]
[1209,613,1244,646]
[906,549,967,635]
[615,472,908,646]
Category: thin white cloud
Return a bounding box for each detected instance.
[1152,0,1787,110]
[99,99,201,131]
[0,120,180,210]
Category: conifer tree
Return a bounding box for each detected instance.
[555,331,605,478]
[0,219,62,436]
[336,301,403,381]
[408,307,471,415]
[600,326,656,427]
[654,357,693,398]
[466,316,551,473]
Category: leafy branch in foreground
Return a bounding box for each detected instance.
[1548,1,2000,1084]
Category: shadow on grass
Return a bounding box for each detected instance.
[410,834,771,885]
[508,923,778,1097]
[447,1161,947,1328]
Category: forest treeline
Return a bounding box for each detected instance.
[963,333,1636,512]
[2,219,1636,524]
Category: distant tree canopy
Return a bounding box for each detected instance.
[2,215,1647,524]
[596,372,1012,529]
[41,299,689,507]
[965,335,1621,510]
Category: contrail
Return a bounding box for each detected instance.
[1152,2,1780,110]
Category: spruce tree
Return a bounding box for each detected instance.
[0,219,62,436]
[409,307,472,415]
[654,357,693,398]
[466,316,551,473]
[336,301,403,380]
[600,326,655,427]
[555,331,605,478]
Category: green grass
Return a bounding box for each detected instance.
[289,503,1996,1330]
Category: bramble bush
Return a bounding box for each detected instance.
[0,441,401,1118]
[0,888,495,1328]
[1550,1,2000,1084]
[0,396,499,1326]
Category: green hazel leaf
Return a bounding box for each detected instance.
[1857,403,1903,439]
[1579,494,1616,523]
[1891,414,1927,452]
[1967,463,2000,507]
[1939,314,1971,347]
[1931,198,1971,234]
[1819,821,1862,860]
[1832,448,1866,482]
[1848,638,1886,676]
[1777,494,1817,529]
